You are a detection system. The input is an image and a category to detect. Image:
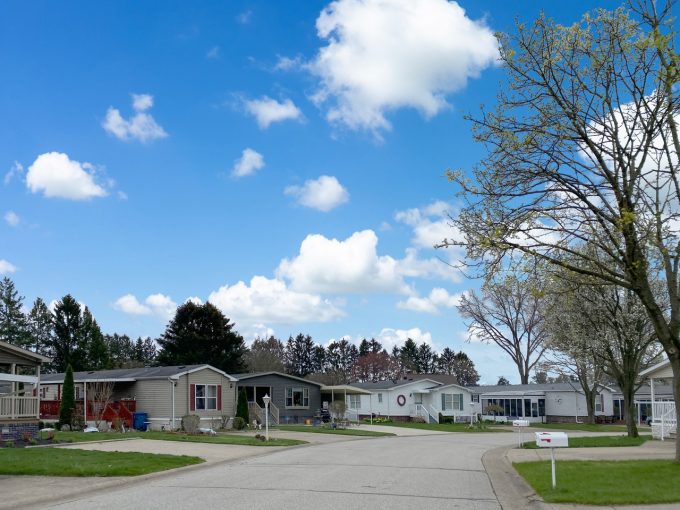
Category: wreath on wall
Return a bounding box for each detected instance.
[397,394,406,406]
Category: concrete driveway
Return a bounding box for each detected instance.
[35,432,515,510]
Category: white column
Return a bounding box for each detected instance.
[36,365,41,419]
[650,378,656,421]
[83,381,87,424]
[10,363,16,419]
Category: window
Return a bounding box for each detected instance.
[595,394,604,412]
[195,384,217,410]
[538,398,546,417]
[377,393,383,403]
[40,387,47,399]
[524,399,532,417]
[441,393,464,411]
[348,394,361,409]
[471,394,480,403]
[285,387,309,408]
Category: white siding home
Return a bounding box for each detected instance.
[349,378,444,421]
[640,358,677,439]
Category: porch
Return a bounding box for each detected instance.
[640,360,677,440]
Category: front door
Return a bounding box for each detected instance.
[414,393,423,405]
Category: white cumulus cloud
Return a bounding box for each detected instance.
[376,327,434,352]
[284,175,349,212]
[232,148,265,177]
[310,0,498,132]
[208,276,343,326]
[277,230,407,294]
[26,152,108,200]
[397,287,463,314]
[4,161,23,185]
[244,96,302,129]
[113,293,177,319]
[103,93,168,142]
[0,260,17,274]
[4,211,19,227]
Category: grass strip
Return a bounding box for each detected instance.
[522,434,651,449]
[528,422,634,433]
[378,421,507,432]
[55,430,305,447]
[276,425,394,436]
[514,460,680,505]
[0,448,202,477]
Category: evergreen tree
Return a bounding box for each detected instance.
[105,334,137,368]
[134,337,157,365]
[451,352,480,386]
[437,347,457,375]
[399,338,419,372]
[59,364,75,428]
[284,333,316,377]
[50,295,87,372]
[497,376,510,386]
[245,336,285,372]
[27,297,54,358]
[236,388,249,423]
[82,307,110,370]
[416,343,434,373]
[157,302,246,373]
[0,277,30,348]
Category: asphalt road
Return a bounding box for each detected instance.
[40,432,515,510]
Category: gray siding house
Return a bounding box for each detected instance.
[234,372,323,425]
[41,365,237,430]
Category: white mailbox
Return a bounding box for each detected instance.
[513,419,529,427]
[535,431,569,448]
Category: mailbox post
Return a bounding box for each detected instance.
[535,432,568,489]
[513,419,529,448]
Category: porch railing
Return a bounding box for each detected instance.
[249,402,264,424]
[652,401,677,441]
[0,396,39,418]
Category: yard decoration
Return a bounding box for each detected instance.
[396,395,406,406]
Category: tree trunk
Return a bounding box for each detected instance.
[584,392,596,424]
[621,382,639,438]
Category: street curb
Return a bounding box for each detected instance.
[482,444,551,510]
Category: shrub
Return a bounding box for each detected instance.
[112,417,124,431]
[29,438,38,446]
[219,415,231,430]
[59,364,75,428]
[4,440,14,448]
[438,414,454,424]
[47,431,55,441]
[329,400,347,421]
[181,414,201,434]
[233,417,246,430]
[236,389,249,424]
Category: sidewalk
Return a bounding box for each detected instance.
[483,440,677,510]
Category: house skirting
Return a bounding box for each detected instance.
[0,418,39,442]
[546,415,612,423]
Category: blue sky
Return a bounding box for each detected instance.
[0,0,616,383]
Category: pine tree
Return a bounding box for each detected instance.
[50,295,86,372]
[157,302,246,373]
[59,364,75,428]
[0,277,30,348]
[82,307,110,370]
[27,297,54,358]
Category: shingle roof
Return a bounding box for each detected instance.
[233,371,324,386]
[469,383,586,395]
[351,378,441,390]
[41,364,232,383]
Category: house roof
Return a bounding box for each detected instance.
[233,371,324,387]
[351,378,442,391]
[639,358,671,379]
[321,384,373,395]
[41,364,237,384]
[610,383,675,398]
[470,383,589,395]
[0,340,51,364]
[407,373,460,386]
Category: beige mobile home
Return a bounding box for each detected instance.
[41,365,237,430]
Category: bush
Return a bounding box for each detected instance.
[181,415,201,434]
[438,414,454,424]
[4,440,14,448]
[29,438,38,446]
[233,417,246,430]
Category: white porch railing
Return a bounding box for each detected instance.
[411,404,437,423]
[427,404,440,424]
[652,402,677,440]
[268,402,279,425]
[0,396,39,418]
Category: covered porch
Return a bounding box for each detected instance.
[321,384,372,423]
[640,359,677,440]
[0,340,50,440]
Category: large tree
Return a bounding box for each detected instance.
[82,307,110,370]
[445,2,680,458]
[157,302,246,373]
[284,333,316,377]
[457,272,547,384]
[50,295,87,372]
[27,297,53,358]
[0,277,30,348]
[245,336,286,373]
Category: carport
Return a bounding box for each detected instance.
[321,384,373,423]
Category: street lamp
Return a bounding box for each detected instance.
[262,394,270,442]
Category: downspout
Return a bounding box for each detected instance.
[168,378,176,430]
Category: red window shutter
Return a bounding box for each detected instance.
[190,384,196,411]
[217,385,222,411]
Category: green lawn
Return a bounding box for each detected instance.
[522,434,651,449]
[55,430,305,447]
[276,425,394,436]
[379,421,507,432]
[0,448,202,477]
[529,423,633,433]
[514,460,680,505]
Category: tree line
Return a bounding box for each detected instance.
[0,276,480,385]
